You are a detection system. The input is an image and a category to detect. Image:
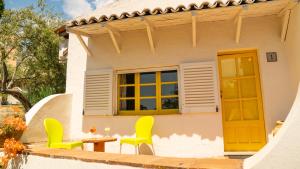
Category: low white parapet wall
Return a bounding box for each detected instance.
[21,94,73,143]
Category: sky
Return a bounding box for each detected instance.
[4,0,114,19]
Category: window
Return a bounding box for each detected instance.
[118,70,179,115]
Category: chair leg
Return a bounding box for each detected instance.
[120,144,122,154]
[151,144,155,156]
[135,145,140,155]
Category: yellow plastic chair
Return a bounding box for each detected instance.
[44,118,83,150]
[120,116,155,154]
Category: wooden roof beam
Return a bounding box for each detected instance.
[141,17,156,54]
[67,28,92,37]
[280,9,291,42]
[235,15,243,44]
[191,11,197,48]
[75,34,93,57]
[102,23,121,54]
[233,5,248,44]
[278,2,297,17]
[277,2,298,42]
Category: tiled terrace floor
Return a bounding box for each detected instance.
[24,148,243,169]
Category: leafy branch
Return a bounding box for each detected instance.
[0,3,66,112]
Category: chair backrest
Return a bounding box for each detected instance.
[44,118,64,147]
[135,116,154,142]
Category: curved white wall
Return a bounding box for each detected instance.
[21,94,72,143]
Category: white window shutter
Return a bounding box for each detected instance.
[84,69,113,115]
[180,62,218,113]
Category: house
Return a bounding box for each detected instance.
[23,0,300,160]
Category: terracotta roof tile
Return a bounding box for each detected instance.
[67,0,271,27]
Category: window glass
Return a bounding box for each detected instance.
[240,78,257,98]
[140,86,156,97]
[162,84,178,96]
[222,79,239,99]
[162,98,179,109]
[140,99,156,110]
[118,70,179,114]
[140,72,156,83]
[161,70,177,82]
[120,100,135,111]
[243,100,259,120]
[120,73,135,84]
[224,101,241,121]
[238,57,254,76]
[221,58,236,78]
[120,86,135,98]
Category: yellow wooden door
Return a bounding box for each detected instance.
[218,50,266,151]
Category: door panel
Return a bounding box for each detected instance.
[218,50,266,151]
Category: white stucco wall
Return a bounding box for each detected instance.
[66,34,88,138]
[21,94,72,143]
[66,15,294,157]
[285,4,300,97]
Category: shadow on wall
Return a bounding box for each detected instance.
[82,113,222,139]
[82,113,224,157]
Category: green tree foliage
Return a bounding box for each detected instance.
[0,0,4,18]
[0,5,66,111]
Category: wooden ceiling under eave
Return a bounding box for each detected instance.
[67,0,294,55]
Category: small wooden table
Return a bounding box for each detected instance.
[82,137,117,152]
